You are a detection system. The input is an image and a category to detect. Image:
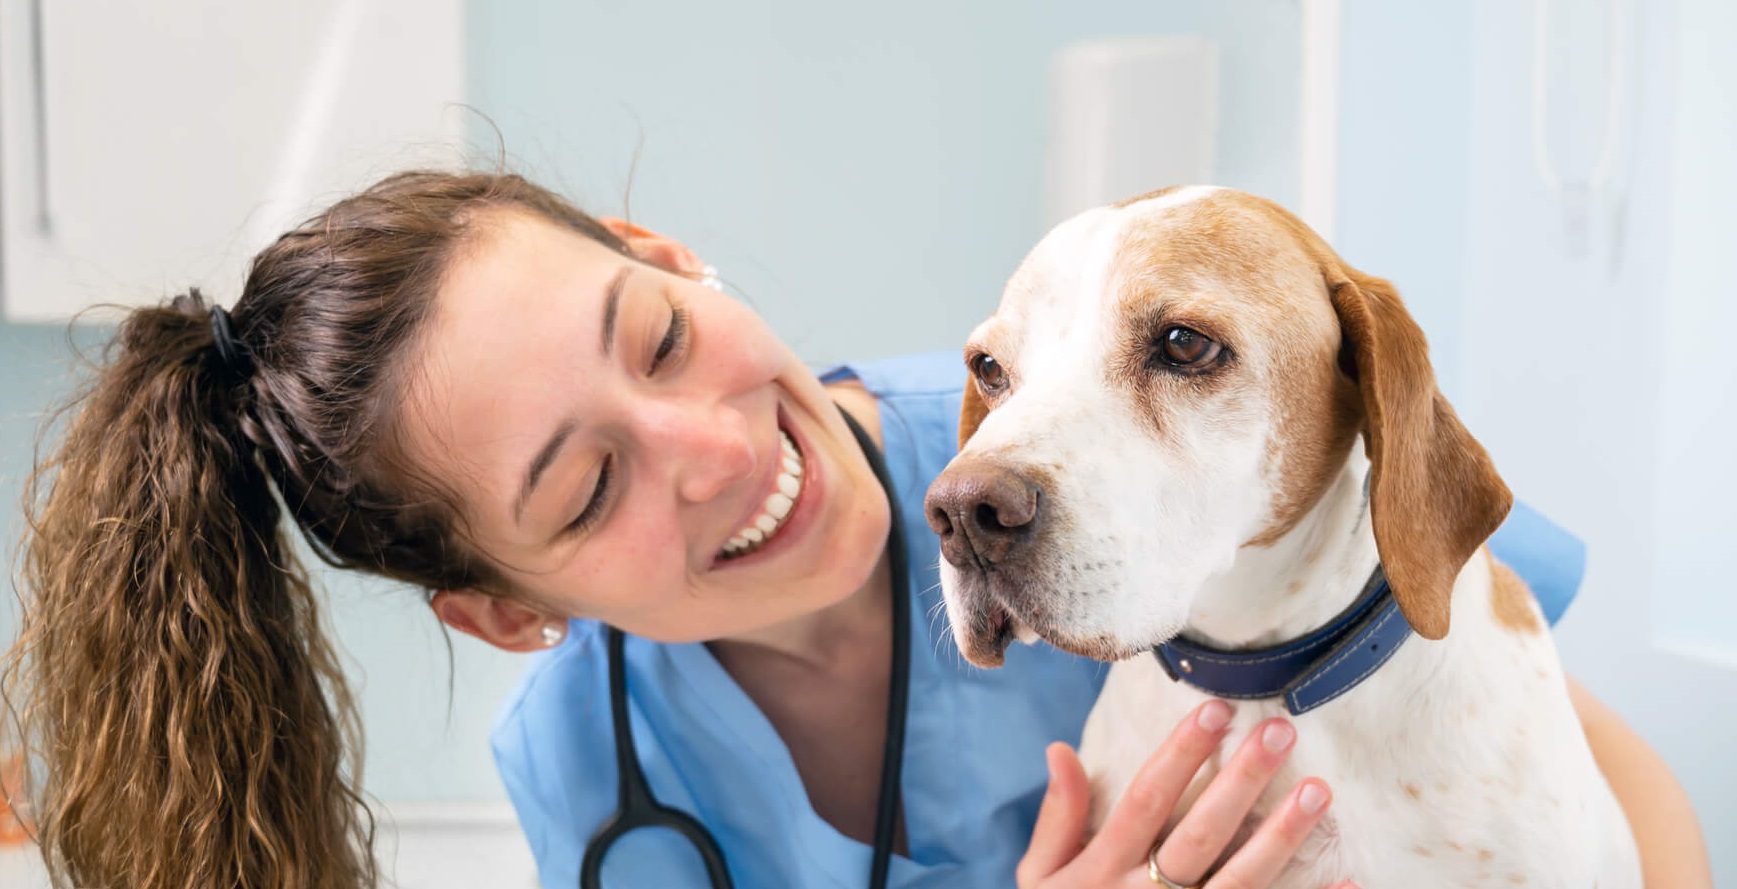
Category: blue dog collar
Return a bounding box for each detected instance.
[1152,567,1414,716]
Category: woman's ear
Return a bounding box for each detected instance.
[598,217,705,276]
[430,589,563,653]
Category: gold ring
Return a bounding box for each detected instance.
[1146,843,1197,888]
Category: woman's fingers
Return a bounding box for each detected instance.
[1083,699,1234,871]
[1152,717,1299,886]
[1017,743,1092,886]
[1017,701,1353,889]
[1203,778,1334,889]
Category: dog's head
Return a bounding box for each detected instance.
[926,186,1511,667]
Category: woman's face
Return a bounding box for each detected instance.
[407,209,891,644]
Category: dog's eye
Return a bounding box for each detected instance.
[969,352,1008,393]
[1155,326,1223,369]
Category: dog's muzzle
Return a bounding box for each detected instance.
[924,456,1053,665]
[924,457,1043,571]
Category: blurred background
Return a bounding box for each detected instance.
[1,0,1730,885]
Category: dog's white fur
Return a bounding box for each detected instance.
[932,187,1640,888]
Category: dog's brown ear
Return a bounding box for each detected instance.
[1330,270,1511,640]
[958,378,989,450]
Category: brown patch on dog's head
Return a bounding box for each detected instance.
[958,378,988,450]
[1100,192,1365,548]
[1245,341,1363,549]
[1105,190,1510,638]
[1487,551,1544,634]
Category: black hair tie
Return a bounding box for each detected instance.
[208,305,254,383]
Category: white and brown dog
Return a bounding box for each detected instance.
[925,187,1639,888]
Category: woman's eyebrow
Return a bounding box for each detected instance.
[515,419,577,525]
[599,266,633,357]
[513,265,633,524]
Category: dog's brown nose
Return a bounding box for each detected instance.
[925,459,1041,569]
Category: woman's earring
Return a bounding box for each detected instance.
[541,623,565,648]
[699,264,724,292]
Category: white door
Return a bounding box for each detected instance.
[0,0,465,322]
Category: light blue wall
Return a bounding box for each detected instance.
[466,0,1302,367]
[1335,2,1473,397]
[3,1,1304,805]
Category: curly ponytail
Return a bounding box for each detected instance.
[4,290,374,888]
[2,171,636,888]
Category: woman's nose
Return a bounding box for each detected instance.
[645,401,757,504]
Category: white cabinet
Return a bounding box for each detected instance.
[0,0,465,322]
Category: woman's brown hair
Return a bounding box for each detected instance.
[1,171,634,888]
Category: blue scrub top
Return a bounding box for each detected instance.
[491,351,1585,889]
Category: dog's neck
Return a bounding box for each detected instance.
[1183,451,1382,650]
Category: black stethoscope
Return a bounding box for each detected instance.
[580,409,913,889]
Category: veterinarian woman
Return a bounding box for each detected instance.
[3,171,1708,889]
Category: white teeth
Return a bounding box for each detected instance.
[765,492,793,519]
[721,428,806,560]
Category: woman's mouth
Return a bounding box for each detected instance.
[718,427,806,559]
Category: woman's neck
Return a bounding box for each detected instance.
[710,552,895,671]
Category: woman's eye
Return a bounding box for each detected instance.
[969,352,1008,394]
[651,304,690,373]
[1153,326,1224,370]
[565,455,613,536]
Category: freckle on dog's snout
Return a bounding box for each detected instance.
[925,460,1044,569]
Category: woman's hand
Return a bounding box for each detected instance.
[1018,700,1353,889]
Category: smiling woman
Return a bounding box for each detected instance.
[408,209,890,648]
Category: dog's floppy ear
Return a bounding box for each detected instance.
[1330,269,1511,640]
[958,378,989,450]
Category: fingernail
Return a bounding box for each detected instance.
[1299,782,1329,814]
[1262,721,1296,753]
[1197,700,1233,732]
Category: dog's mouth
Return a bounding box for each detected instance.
[954,582,1138,666]
[957,597,1013,666]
